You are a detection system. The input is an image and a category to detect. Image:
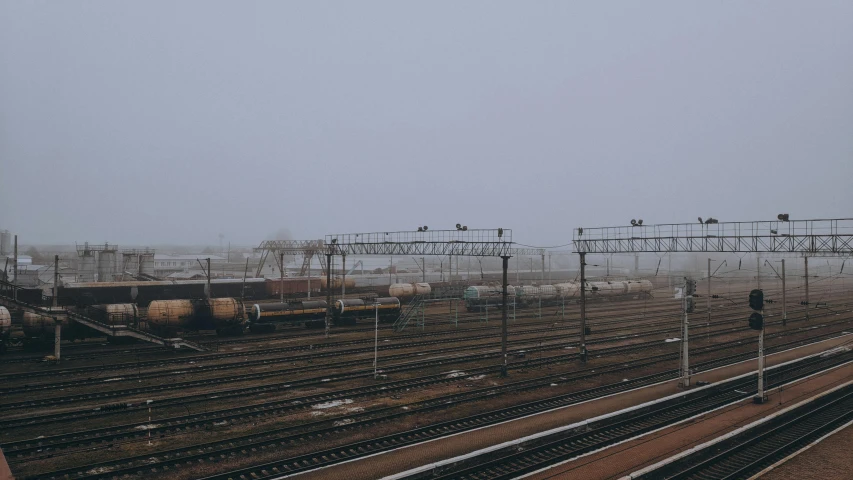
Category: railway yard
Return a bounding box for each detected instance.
[1,270,852,480]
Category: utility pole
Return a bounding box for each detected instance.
[707,258,711,327]
[579,252,588,363]
[325,253,332,337]
[206,258,211,299]
[54,319,61,362]
[757,255,761,291]
[756,312,766,403]
[541,253,545,285]
[241,258,249,301]
[53,255,59,307]
[306,255,311,299]
[279,252,284,303]
[781,259,786,326]
[342,254,346,296]
[680,277,694,388]
[500,255,510,377]
[422,257,426,282]
[13,235,17,301]
[804,256,809,320]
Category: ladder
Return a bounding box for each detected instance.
[393,295,425,332]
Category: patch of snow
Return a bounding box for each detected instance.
[134,424,161,430]
[311,411,325,416]
[103,378,124,382]
[213,421,228,426]
[445,370,467,379]
[550,383,558,387]
[312,399,354,410]
[467,375,486,380]
[321,378,331,382]
[665,338,681,343]
[334,419,355,427]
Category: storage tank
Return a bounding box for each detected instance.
[0,306,11,335]
[0,230,10,256]
[413,283,431,295]
[139,253,155,276]
[98,250,117,282]
[146,299,194,328]
[79,252,96,282]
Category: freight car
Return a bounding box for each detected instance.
[58,278,269,307]
[463,285,516,312]
[0,306,11,353]
[145,297,245,336]
[248,300,329,332]
[333,297,401,325]
[19,308,110,347]
[465,279,654,311]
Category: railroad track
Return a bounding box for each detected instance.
[0,310,693,384]
[394,354,853,480]
[0,307,815,408]
[10,328,852,478]
[635,384,853,480]
[2,308,847,415]
[6,294,832,389]
[3,286,828,364]
[3,327,813,458]
[25,340,851,480]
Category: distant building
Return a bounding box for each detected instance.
[153,254,225,277]
[4,254,32,265]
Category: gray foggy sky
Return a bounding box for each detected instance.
[1,1,851,247]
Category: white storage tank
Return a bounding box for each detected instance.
[413,283,432,296]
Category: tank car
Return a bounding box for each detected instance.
[248,300,328,332]
[514,285,558,307]
[0,306,11,353]
[333,297,401,325]
[388,282,432,298]
[463,285,515,312]
[145,298,246,336]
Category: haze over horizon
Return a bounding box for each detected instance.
[2,1,851,247]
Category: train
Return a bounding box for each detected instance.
[463,280,654,311]
[53,279,434,308]
[247,297,402,332]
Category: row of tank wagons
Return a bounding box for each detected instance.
[247,297,402,333]
[54,278,426,308]
[463,280,654,310]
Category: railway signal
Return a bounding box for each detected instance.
[749,289,764,311]
[748,312,764,330]
[747,289,767,403]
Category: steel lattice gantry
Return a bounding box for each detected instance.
[325,229,513,257]
[570,218,853,398]
[325,229,516,376]
[572,219,853,255]
[253,239,326,277]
